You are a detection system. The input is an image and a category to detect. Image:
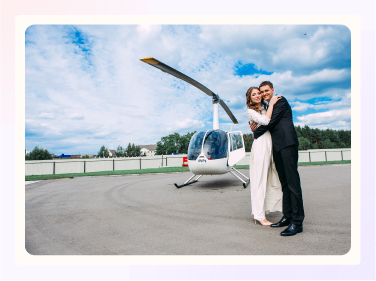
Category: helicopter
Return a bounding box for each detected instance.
[140,57,250,189]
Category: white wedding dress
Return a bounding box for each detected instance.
[247,108,282,220]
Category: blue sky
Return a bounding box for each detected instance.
[25,24,351,155]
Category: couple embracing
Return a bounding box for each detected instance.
[246,81,305,236]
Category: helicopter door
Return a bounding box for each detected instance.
[228,131,246,166]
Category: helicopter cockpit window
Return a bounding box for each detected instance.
[187,131,206,160]
[235,133,243,149]
[230,135,237,151]
[230,132,243,151]
[202,130,228,160]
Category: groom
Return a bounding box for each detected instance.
[250,81,305,236]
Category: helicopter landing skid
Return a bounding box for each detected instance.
[174,174,203,188]
[229,167,250,188]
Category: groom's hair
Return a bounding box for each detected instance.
[259,81,273,89]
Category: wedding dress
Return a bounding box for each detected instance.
[247,108,282,220]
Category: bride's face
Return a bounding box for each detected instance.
[251,89,262,104]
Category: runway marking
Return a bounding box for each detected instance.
[25,181,41,185]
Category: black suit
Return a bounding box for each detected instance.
[254,96,304,225]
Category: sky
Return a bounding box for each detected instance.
[25,24,351,155]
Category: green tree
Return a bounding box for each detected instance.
[294,125,303,138]
[125,143,141,157]
[82,154,90,159]
[134,144,141,157]
[325,129,341,148]
[301,125,311,139]
[322,138,333,149]
[339,142,347,148]
[25,146,53,160]
[155,132,198,155]
[125,143,132,157]
[97,145,109,158]
[179,131,196,154]
[155,132,182,155]
[310,128,323,148]
[338,130,351,147]
[298,137,311,150]
[116,145,125,157]
[294,126,351,149]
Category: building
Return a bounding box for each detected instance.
[139,144,157,156]
[108,150,117,157]
[80,154,94,158]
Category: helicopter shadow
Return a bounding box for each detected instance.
[191,178,242,191]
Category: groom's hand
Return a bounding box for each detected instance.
[249,121,258,132]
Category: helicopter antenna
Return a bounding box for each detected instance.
[140,57,238,125]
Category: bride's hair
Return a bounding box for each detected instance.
[246,86,268,113]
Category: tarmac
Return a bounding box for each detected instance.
[25,164,351,255]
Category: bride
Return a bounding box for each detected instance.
[246,87,283,226]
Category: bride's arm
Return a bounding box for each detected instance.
[247,109,270,126]
[265,95,282,119]
[253,97,287,139]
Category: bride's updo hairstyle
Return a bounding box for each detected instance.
[246,86,268,114]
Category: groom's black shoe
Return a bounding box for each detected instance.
[270,217,291,228]
[280,223,303,236]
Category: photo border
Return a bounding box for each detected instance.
[16,15,360,266]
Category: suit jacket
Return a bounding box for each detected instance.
[253,96,298,152]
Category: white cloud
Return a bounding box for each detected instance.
[296,108,351,129]
[69,113,84,120]
[292,92,350,113]
[174,119,205,130]
[199,25,350,74]
[38,112,55,119]
[291,101,314,112]
[136,25,162,42]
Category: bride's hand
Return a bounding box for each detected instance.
[270,95,282,106]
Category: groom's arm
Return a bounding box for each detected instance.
[253,97,287,139]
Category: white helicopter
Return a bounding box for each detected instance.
[140,57,250,189]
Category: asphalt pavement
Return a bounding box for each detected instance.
[25,164,351,255]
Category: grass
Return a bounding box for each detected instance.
[25,160,351,181]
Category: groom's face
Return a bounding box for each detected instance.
[260,85,274,102]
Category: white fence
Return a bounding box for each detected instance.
[25,148,351,176]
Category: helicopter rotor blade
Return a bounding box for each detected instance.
[140,57,216,98]
[219,99,238,124]
[140,57,239,124]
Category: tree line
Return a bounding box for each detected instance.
[25,146,53,160]
[25,143,143,161]
[155,125,351,154]
[243,125,351,152]
[97,143,141,158]
[155,132,196,155]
